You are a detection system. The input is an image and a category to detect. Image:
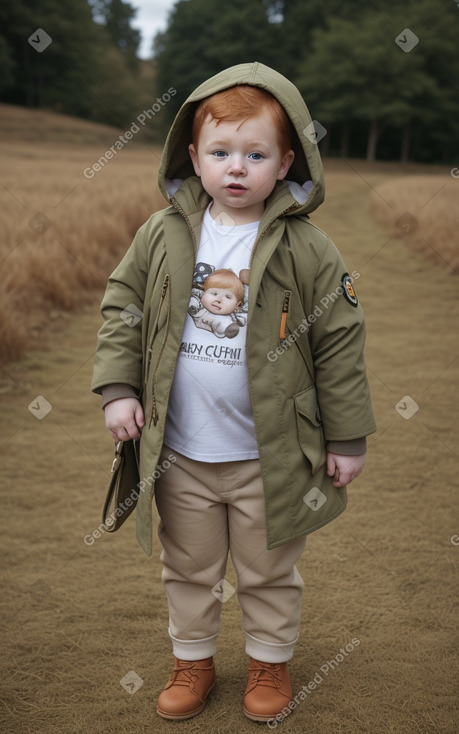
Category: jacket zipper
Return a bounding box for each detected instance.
[148,199,298,426]
[279,290,291,341]
[145,273,170,384]
[249,202,299,270]
[147,198,198,429]
[148,274,171,428]
[169,196,198,258]
[248,202,298,344]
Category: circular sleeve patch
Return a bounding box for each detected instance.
[341,273,358,307]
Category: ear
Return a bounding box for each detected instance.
[276,149,295,180]
[188,143,201,177]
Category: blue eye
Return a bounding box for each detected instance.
[249,152,263,160]
[213,150,227,157]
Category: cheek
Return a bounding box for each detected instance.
[255,167,278,188]
[201,165,219,183]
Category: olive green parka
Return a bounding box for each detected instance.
[91,62,376,557]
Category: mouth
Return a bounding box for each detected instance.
[226,184,247,191]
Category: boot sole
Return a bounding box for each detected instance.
[156,681,216,720]
[243,705,291,723]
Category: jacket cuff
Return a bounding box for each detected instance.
[326,437,367,456]
[101,383,138,409]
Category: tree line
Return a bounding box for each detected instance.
[2,0,458,162]
[0,0,153,130]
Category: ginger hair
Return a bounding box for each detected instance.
[203,269,244,304]
[192,85,292,154]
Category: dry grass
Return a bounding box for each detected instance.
[0,104,165,363]
[0,142,458,732]
[0,103,140,145]
[1,105,457,366]
[1,157,458,733]
[369,173,459,273]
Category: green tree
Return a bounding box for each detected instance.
[90,0,141,69]
[154,0,280,127]
[0,0,149,127]
[263,0,378,78]
[294,1,458,162]
[0,34,16,94]
[0,0,99,116]
[90,42,144,127]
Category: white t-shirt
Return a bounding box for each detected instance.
[164,206,259,461]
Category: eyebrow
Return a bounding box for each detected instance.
[204,138,269,149]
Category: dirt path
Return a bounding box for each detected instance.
[1,161,458,733]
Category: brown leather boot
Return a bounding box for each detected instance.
[156,656,216,720]
[243,658,293,722]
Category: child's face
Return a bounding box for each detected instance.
[201,286,241,315]
[189,113,294,224]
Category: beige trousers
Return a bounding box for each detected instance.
[154,445,306,663]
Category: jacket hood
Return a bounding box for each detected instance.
[158,61,325,216]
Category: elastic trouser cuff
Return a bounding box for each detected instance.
[245,632,299,663]
[168,628,219,660]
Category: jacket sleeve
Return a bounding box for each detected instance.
[306,232,376,443]
[91,223,150,397]
[101,383,139,408]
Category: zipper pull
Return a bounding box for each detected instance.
[149,397,158,428]
[160,275,169,299]
[144,347,152,387]
[279,291,291,340]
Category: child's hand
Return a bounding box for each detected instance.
[104,398,145,442]
[326,452,366,488]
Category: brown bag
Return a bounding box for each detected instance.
[102,439,140,532]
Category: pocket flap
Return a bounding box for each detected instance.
[294,386,325,474]
[294,385,322,427]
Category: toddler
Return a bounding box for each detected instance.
[92,61,376,723]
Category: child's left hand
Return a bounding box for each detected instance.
[326,453,366,488]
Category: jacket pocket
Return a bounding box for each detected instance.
[294,385,326,474]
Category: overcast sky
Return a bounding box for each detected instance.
[130,0,178,58]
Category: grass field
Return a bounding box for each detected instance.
[370,173,459,273]
[1,105,458,733]
[0,104,164,363]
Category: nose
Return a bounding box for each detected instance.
[227,155,246,175]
